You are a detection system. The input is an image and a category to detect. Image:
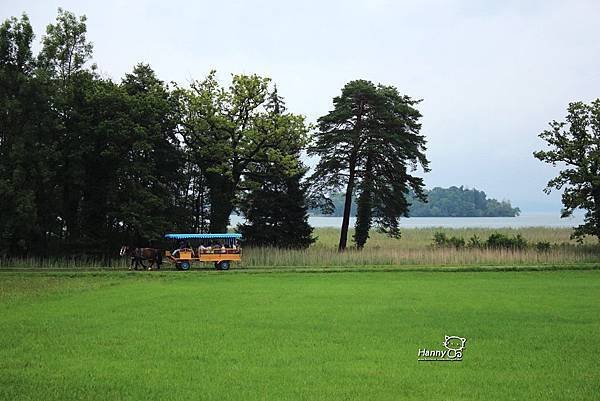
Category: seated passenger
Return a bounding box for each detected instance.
[172,241,186,258]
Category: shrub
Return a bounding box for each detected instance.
[535,241,552,252]
[433,232,448,247]
[432,232,465,249]
[486,233,528,250]
[467,235,483,249]
[435,232,531,250]
[448,236,465,249]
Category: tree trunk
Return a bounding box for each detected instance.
[592,185,600,241]
[354,153,373,249]
[338,99,365,252]
[207,173,235,233]
[63,182,81,243]
[339,152,357,252]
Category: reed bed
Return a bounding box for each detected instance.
[0,227,598,270]
[242,227,599,268]
[0,257,130,270]
[242,245,599,268]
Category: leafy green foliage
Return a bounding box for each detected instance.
[535,241,552,252]
[485,233,527,250]
[38,8,94,79]
[176,73,310,233]
[0,11,186,257]
[432,232,465,249]
[0,14,57,256]
[238,89,314,248]
[238,170,315,248]
[467,234,483,249]
[534,100,600,241]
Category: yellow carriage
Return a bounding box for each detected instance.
[164,233,242,270]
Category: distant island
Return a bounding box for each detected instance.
[312,186,521,218]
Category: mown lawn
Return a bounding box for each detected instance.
[1,271,599,400]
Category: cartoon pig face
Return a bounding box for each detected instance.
[443,335,466,351]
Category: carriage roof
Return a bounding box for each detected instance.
[164,233,242,240]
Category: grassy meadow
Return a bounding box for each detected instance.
[1,271,599,401]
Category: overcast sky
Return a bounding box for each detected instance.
[3,0,599,212]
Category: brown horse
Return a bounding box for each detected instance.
[119,246,163,270]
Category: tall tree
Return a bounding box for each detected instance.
[309,80,430,251]
[238,87,314,248]
[534,100,600,241]
[70,64,184,253]
[38,8,93,82]
[37,8,95,246]
[0,14,42,255]
[177,72,308,232]
[114,64,185,243]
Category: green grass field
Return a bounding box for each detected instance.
[1,270,599,400]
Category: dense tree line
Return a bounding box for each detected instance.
[311,186,520,218]
[0,10,314,257]
[1,9,437,257]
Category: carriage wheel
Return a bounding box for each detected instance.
[215,261,230,271]
[180,261,191,271]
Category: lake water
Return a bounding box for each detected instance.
[230,212,585,229]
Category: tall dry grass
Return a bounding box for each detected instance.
[242,227,600,268]
[312,227,597,249]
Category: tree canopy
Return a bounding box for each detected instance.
[534,100,600,241]
[175,72,310,233]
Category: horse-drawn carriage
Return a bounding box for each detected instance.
[164,233,242,270]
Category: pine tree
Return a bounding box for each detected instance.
[309,80,430,250]
[239,169,314,248]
